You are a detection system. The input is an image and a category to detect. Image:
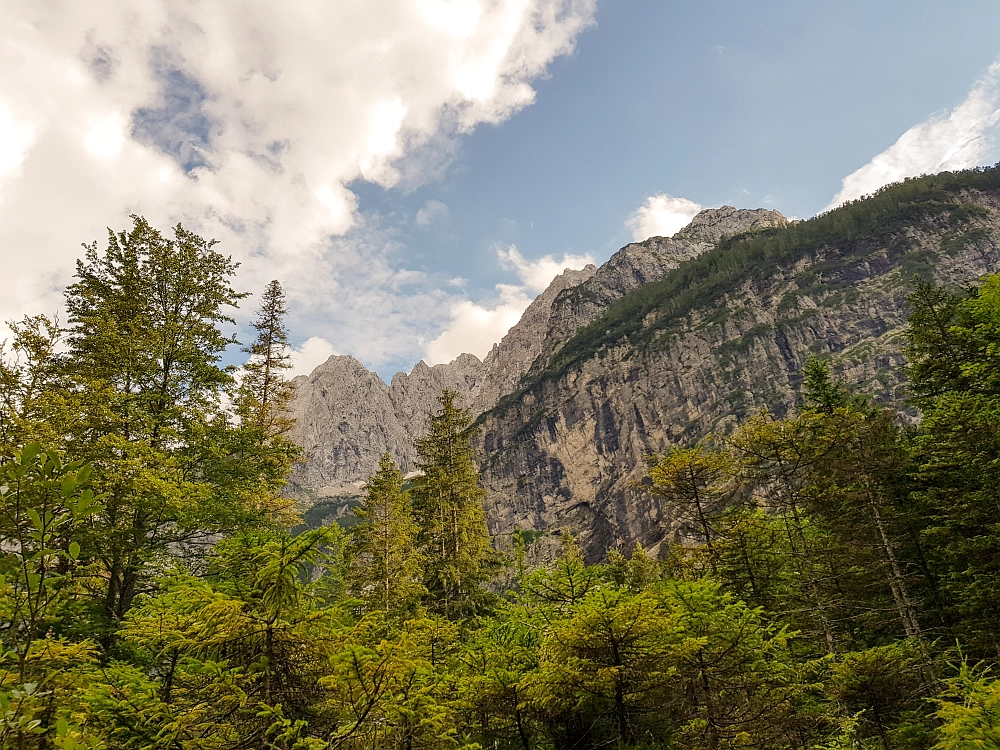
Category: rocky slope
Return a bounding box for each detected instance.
[287,206,782,500]
[288,169,1000,558]
[286,353,484,498]
[475,171,1000,558]
[531,207,789,364]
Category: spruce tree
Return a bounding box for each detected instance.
[239,279,294,433]
[347,452,424,616]
[411,390,496,619]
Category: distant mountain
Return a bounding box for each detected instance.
[288,168,1000,557]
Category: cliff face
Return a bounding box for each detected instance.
[287,207,782,499]
[287,353,485,498]
[287,170,1000,559]
[527,207,789,367]
[475,179,1000,558]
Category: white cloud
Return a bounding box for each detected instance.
[0,99,34,184]
[826,60,1000,211]
[289,336,339,379]
[625,194,703,241]
[425,245,594,364]
[415,199,450,226]
[0,0,597,372]
[498,245,593,292]
[425,285,531,365]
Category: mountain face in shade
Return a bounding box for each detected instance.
[288,171,1000,558]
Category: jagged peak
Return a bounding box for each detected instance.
[298,353,373,380]
[389,352,484,389]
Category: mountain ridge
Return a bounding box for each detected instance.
[286,206,785,501]
[287,169,1000,558]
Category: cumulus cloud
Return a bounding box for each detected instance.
[826,60,1000,211]
[289,336,339,379]
[425,244,594,364]
[497,245,593,292]
[625,194,703,241]
[415,199,450,227]
[0,0,597,371]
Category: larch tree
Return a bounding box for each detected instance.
[347,452,425,617]
[239,279,295,434]
[411,390,497,619]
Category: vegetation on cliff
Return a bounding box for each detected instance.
[498,165,1000,413]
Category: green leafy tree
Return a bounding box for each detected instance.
[56,216,296,636]
[82,526,344,748]
[904,274,1000,656]
[645,446,736,574]
[411,390,497,619]
[0,316,66,455]
[321,615,470,750]
[934,661,1000,750]
[524,583,676,747]
[728,410,846,654]
[0,443,102,749]
[828,642,931,750]
[661,578,801,750]
[457,614,542,750]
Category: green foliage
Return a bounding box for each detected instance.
[8,193,1000,749]
[934,662,1000,749]
[238,279,296,434]
[0,443,103,749]
[904,273,1000,657]
[347,453,425,616]
[411,390,500,620]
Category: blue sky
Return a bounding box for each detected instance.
[359,1,1000,297]
[3,1,1000,379]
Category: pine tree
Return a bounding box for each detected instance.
[411,390,497,619]
[347,453,425,616]
[645,446,735,574]
[239,279,294,433]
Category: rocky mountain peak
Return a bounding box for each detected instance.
[286,204,792,505]
[676,205,788,244]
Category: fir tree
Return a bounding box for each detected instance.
[411,390,497,619]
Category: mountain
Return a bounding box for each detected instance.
[288,168,1000,556]
[286,207,785,500]
[285,352,483,499]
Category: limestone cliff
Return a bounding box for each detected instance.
[287,169,1000,560]
[287,206,782,499]
[475,173,1000,558]
[286,353,484,498]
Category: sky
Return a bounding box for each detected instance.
[3,1,1000,380]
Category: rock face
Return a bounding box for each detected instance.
[287,176,1000,559]
[474,185,1000,558]
[286,353,485,498]
[525,208,789,367]
[471,265,597,414]
[287,206,782,499]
